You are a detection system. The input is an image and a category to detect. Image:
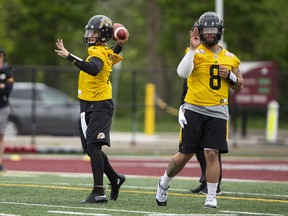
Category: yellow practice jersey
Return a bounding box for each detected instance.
[78,45,123,101]
[184,44,240,106]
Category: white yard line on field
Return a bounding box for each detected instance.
[0,202,162,215]
[146,214,237,216]
[221,210,284,216]
[1,201,284,216]
[48,210,110,215]
[2,203,284,216]
[0,213,21,216]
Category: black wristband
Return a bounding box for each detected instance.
[67,53,74,63]
[113,45,123,54]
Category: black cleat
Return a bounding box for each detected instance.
[190,182,206,193]
[81,190,108,204]
[156,199,167,206]
[109,174,126,200]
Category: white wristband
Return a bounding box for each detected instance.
[227,70,238,85]
[70,53,83,61]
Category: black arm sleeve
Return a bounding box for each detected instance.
[113,45,123,54]
[180,79,188,105]
[67,53,103,76]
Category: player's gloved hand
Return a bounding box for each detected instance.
[178,104,187,128]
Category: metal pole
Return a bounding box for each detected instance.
[215,0,227,49]
[215,0,223,19]
[111,63,121,124]
[30,71,36,146]
[131,70,137,145]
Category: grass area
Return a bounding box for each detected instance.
[112,115,288,133]
[0,171,287,216]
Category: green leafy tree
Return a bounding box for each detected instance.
[1,0,288,109]
[0,0,96,88]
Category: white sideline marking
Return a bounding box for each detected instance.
[0,213,21,216]
[111,162,288,172]
[48,210,110,215]
[221,210,284,216]
[146,214,237,216]
[1,202,285,216]
[0,202,160,215]
[0,171,277,183]
[0,173,38,178]
[222,164,288,172]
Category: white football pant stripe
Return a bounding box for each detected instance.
[80,112,87,139]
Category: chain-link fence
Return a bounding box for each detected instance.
[11,65,288,137]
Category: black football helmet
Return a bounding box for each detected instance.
[197,11,224,46]
[83,15,113,46]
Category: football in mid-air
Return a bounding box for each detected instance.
[113,23,127,40]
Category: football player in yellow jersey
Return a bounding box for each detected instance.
[180,79,222,196]
[181,21,223,196]
[55,15,129,203]
[156,12,243,208]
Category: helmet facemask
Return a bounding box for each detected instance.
[83,29,102,46]
[199,27,223,47]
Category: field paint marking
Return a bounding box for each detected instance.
[48,210,110,215]
[3,170,288,184]
[0,170,92,178]
[146,214,237,216]
[111,162,288,172]
[0,202,276,216]
[221,210,284,216]
[49,210,283,216]
[222,191,288,198]
[0,183,90,191]
[1,171,288,199]
[1,178,287,199]
[1,183,288,204]
[0,213,21,216]
[0,201,160,215]
[122,185,288,199]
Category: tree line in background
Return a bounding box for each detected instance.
[0,0,287,108]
